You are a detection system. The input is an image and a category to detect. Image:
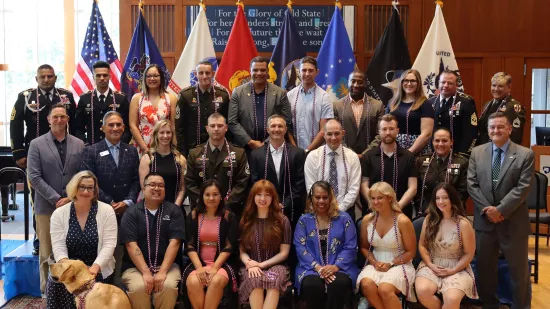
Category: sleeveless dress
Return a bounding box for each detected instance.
[416,220,478,299]
[356,214,416,301]
[149,152,183,204]
[189,217,229,279]
[238,217,292,304]
[136,94,171,156]
[46,203,112,309]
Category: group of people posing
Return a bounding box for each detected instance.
[9,54,533,309]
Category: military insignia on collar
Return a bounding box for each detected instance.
[514,104,522,113]
[500,105,507,112]
[471,113,477,126]
[513,117,521,128]
[175,105,181,119]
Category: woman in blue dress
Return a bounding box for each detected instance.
[294,181,358,309]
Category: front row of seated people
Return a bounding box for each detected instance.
[49,169,476,309]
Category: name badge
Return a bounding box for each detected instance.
[100,150,110,157]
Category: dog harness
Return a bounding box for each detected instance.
[73,279,96,309]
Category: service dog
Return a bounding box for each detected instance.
[50,259,131,309]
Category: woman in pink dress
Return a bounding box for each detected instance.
[129,64,177,155]
[182,179,239,309]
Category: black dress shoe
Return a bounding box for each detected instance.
[32,248,39,256]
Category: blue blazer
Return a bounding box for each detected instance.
[80,139,140,204]
[293,211,359,294]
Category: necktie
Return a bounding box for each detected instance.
[111,145,119,166]
[437,158,444,169]
[212,148,221,163]
[43,91,51,102]
[492,148,503,192]
[328,152,339,196]
[99,94,106,105]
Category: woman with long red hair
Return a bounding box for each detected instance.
[239,180,292,309]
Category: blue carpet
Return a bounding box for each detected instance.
[0,240,26,278]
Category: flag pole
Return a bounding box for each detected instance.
[287,0,293,10]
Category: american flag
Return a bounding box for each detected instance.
[70,1,122,101]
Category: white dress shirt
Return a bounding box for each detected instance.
[270,143,284,182]
[304,144,361,211]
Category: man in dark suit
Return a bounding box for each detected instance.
[477,72,526,146]
[74,60,131,145]
[27,103,84,293]
[228,56,294,152]
[333,70,384,159]
[80,110,140,283]
[428,70,478,156]
[467,111,534,309]
[186,113,250,216]
[249,114,306,226]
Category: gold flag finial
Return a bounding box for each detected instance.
[335,0,342,10]
[199,0,205,10]
[435,0,443,7]
[236,0,244,9]
[287,0,293,11]
[139,0,145,14]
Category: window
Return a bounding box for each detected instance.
[531,69,550,145]
[0,0,119,147]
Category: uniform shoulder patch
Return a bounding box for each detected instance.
[513,117,521,128]
[471,112,477,126]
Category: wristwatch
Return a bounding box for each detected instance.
[389,261,395,267]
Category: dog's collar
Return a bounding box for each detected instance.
[73,279,96,308]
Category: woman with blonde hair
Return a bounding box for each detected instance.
[386,69,434,155]
[47,171,118,308]
[129,64,177,155]
[357,182,417,308]
[293,181,358,309]
[139,119,186,206]
[239,180,292,309]
[415,183,477,309]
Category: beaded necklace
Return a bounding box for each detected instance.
[315,214,332,292]
[32,89,57,138]
[90,89,117,144]
[341,94,370,146]
[293,85,317,143]
[481,95,509,118]
[197,213,238,292]
[380,144,398,189]
[201,139,233,200]
[255,219,278,280]
[151,152,181,202]
[418,152,452,214]
[320,145,350,195]
[144,203,163,274]
[195,85,217,146]
[264,142,294,220]
[367,211,409,298]
[251,83,268,141]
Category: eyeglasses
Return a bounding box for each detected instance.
[78,186,95,192]
[145,183,165,189]
[146,74,161,80]
[402,79,418,84]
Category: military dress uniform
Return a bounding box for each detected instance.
[74,89,131,145]
[185,142,249,216]
[175,85,230,156]
[10,87,77,161]
[476,96,525,146]
[415,152,469,214]
[429,92,478,156]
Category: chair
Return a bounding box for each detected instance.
[528,171,549,283]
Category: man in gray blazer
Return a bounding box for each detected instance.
[27,103,85,293]
[228,56,294,151]
[467,111,534,309]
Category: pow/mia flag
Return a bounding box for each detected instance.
[366,5,411,105]
[412,2,462,98]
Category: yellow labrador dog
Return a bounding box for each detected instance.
[50,259,131,309]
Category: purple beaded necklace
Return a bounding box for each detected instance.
[195,85,217,146]
[144,203,163,274]
[321,145,350,195]
[90,89,117,143]
[341,94,370,146]
[293,85,317,143]
[380,144,398,189]
[255,219,278,281]
[418,152,452,214]
[315,214,332,292]
[251,83,268,141]
[264,142,294,220]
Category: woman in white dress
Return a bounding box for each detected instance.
[357,182,417,308]
[415,182,477,309]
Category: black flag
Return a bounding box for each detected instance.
[365,6,411,105]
